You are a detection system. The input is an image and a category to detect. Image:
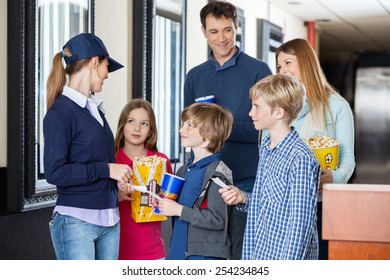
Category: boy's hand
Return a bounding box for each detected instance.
[219,185,246,205]
[157,199,183,217]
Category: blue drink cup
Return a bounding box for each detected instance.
[154,173,185,213]
[195,95,215,103]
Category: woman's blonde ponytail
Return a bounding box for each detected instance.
[46,51,66,109]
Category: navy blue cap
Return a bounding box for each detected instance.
[63,33,124,72]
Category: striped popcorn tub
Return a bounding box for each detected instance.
[131,155,168,222]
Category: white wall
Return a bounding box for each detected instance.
[186,0,208,73]
[0,0,7,167]
[95,0,132,134]
[231,0,306,56]
[186,0,306,74]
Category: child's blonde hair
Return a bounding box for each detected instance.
[249,74,306,125]
[181,103,233,153]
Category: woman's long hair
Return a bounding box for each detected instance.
[276,38,336,134]
[46,48,104,109]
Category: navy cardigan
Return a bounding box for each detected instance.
[43,95,117,210]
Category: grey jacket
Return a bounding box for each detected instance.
[178,160,233,259]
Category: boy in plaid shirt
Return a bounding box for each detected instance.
[220,74,320,259]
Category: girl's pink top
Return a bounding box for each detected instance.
[116,147,173,260]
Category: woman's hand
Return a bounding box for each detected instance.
[319,168,333,192]
[219,185,246,205]
[109,163,132,185]
[157,199,183,217]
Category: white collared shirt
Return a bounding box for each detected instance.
[62,86,105,126]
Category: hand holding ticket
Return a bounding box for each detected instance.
[218,180,245,206]
[132,185,162,201]
[211,177,229,189]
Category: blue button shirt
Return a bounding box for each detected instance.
[168,153,220,260]
[241,129,320,260]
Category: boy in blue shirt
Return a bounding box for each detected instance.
[220,74,320,259]
[158,102,233,259]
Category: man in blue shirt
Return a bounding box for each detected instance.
[220,74,320,259]
[184,1,272,259]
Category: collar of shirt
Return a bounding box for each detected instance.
[62,86,105,114]
[208,46,241,71]
[186,153,221,170]
[262,127,299,156]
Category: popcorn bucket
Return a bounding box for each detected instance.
[312,144,339,170]
[131,155,168,223]
[155,173,185,214]
[305,136,340,170]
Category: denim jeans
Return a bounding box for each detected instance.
[49,213,120,260]
[228,178,255,260]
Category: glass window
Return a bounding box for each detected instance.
[6,0,94,212]
[36,0,92,190]
[152,13,183,164]
[132,0,185,171]
[257,19,283,73]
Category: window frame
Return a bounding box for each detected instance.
[6,0,95,212]
[132,0,186,171]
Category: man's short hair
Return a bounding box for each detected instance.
[200,1,237,29]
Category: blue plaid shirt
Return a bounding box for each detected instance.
[239,128,320,260]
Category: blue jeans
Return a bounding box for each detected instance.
[49,213,120,260]
[229,178,255,260]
